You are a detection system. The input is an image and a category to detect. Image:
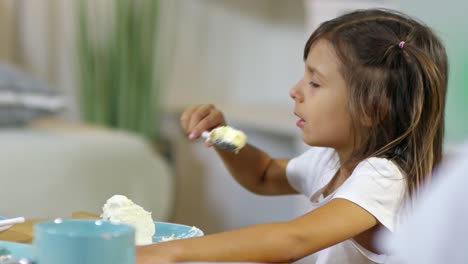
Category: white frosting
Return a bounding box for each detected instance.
[209,126,247,151]
[101,195,155,245]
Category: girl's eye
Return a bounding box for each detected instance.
[309,81,320,88]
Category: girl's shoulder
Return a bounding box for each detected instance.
[292,147,338,168]
[287,147,338,196]
[334,157,407,232]
[352,157,405,181]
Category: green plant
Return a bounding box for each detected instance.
[77,0,159,139]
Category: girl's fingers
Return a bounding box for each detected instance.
[190,110,222,139]
[180,104,226,140]
[187,104,214,135]
[180,105,201,133]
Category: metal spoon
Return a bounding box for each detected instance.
[201,126,247,153]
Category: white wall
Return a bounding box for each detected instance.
[163,0,306,110]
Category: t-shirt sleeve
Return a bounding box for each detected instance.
[286,147,336,197]
[332,158,406,232]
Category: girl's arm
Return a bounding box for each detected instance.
[136,198,378,263]
[180,104,297,195]
[215,144,295,195]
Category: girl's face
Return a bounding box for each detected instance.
[290,39,353,151]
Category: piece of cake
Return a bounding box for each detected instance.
[101,195,155,245]
[206,126,247,153]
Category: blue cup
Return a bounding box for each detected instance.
[33,218,135,264]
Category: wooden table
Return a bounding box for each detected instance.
[0,212,99,244]
[0,219,40,243]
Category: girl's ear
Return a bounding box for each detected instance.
[360,113,374,127]
[360,97,390,127]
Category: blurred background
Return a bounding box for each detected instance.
[0,0,466,235]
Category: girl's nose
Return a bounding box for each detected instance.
[289,80,304,102]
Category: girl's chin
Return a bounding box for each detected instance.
[301,133,323,147]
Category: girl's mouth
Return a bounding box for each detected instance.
[296,118,305,128]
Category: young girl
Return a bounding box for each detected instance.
[137,8,448,264]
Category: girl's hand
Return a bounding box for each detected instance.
[180,104,226,141]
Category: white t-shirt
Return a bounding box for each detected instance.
[286,147,406,264]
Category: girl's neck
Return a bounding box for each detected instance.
[336,146,355,173]
[322,146,356,197]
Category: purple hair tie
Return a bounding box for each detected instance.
[398,41,406,49]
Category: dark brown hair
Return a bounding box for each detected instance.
[304,9,448,197]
